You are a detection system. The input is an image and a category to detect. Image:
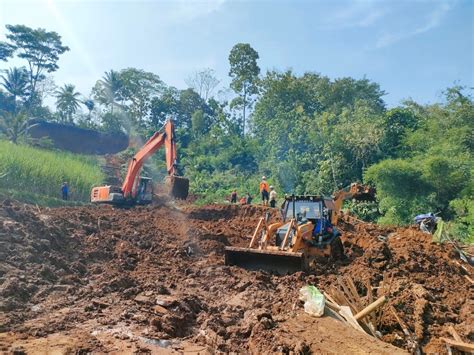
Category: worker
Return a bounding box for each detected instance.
[239,196,247,205]
[259,176,269,206]
[269,186,277,208]
[61,182,69,200]
[246,192,253,205]
[230,190,237,204]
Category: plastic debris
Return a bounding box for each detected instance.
[299,285,325,317]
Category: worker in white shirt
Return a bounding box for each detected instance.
[269,185,277,208]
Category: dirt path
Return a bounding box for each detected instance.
[0,200,471,353]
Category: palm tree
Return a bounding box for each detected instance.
[0,111,29,144]
[101,70,122,114]
[1,67,28,112]
[55,84,81,123]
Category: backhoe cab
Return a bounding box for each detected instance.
[91,119,189,205]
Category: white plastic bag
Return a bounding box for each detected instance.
[299,285,325,317]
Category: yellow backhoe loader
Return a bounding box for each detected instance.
[224,183,375,274]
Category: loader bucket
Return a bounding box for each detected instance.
[224,246,307,275]
[166,176,189,199]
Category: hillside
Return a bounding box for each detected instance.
[0,140,104,204]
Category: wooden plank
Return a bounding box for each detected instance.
[323,291,339,308]
[325,305,346,322]
[441,338,474,352]
[389,305,411,337]
[447,326,462,342]
[345,276,363,308]
[365,280,376,327]
[337,277,360,312]
[325,299,341,312]
[338,306,366,333]
[355,296,386,321]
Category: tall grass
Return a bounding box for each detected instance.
[0,140,104,202]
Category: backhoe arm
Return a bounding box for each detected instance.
[121,120,177,198]
[331,183,375,224]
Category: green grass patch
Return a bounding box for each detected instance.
[0,140,104,203]
[0,188,87,207]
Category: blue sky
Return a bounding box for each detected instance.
[0,0,473,107]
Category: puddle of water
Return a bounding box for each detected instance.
[140,336,180,348]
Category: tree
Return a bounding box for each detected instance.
[83,98,95,122]
[185,68,220,101]
[228,43,260,134]
[0,43,14,61]
[117,67,164,127]
[93,70,123,114]
[1,25,69,108]
[55,84,81,122]
[1,67,29,112]
[0,111,29,144]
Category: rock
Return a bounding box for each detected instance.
[134,294,152,304]
[259,316,274,329]
[155,295,179,307]
[153,305,169,314]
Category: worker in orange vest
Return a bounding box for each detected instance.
[259,176,269,206]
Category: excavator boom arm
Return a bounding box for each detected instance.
[121,120,177,198]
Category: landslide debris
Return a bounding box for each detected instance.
[0,199,471,354]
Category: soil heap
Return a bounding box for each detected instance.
[0,199,471,354]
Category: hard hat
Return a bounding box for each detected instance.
[262,176,266,180]
[269,185,274,189]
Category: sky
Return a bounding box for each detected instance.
[0,0,473,107]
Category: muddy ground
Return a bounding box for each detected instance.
[0,199,472,354]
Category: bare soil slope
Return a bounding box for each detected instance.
[0,200,471,354]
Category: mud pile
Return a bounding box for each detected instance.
[28,120,128,155]
[0,200,471,354]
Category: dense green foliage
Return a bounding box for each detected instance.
[0,25,472,241]
[0,140,104,201]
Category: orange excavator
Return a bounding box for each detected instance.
[91,119,189,205]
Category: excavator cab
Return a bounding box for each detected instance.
[136,177,153,205]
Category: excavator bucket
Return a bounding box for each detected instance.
[166,176,189,199]
[224,246,307,275]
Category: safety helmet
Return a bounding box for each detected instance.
[269,185,274,189]
[262,176,266,180]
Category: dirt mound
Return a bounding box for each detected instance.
[0,200,471,354]
[28,119,128,155]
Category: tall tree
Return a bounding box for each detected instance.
[185,68,220,101]
[228,43,260,134]
[1,25,69,108]
[55,84,81,122]
[117,67,164,127]
[1,67,29,112]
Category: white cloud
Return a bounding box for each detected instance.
[376,2,453,48]
[321,1,387,29]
